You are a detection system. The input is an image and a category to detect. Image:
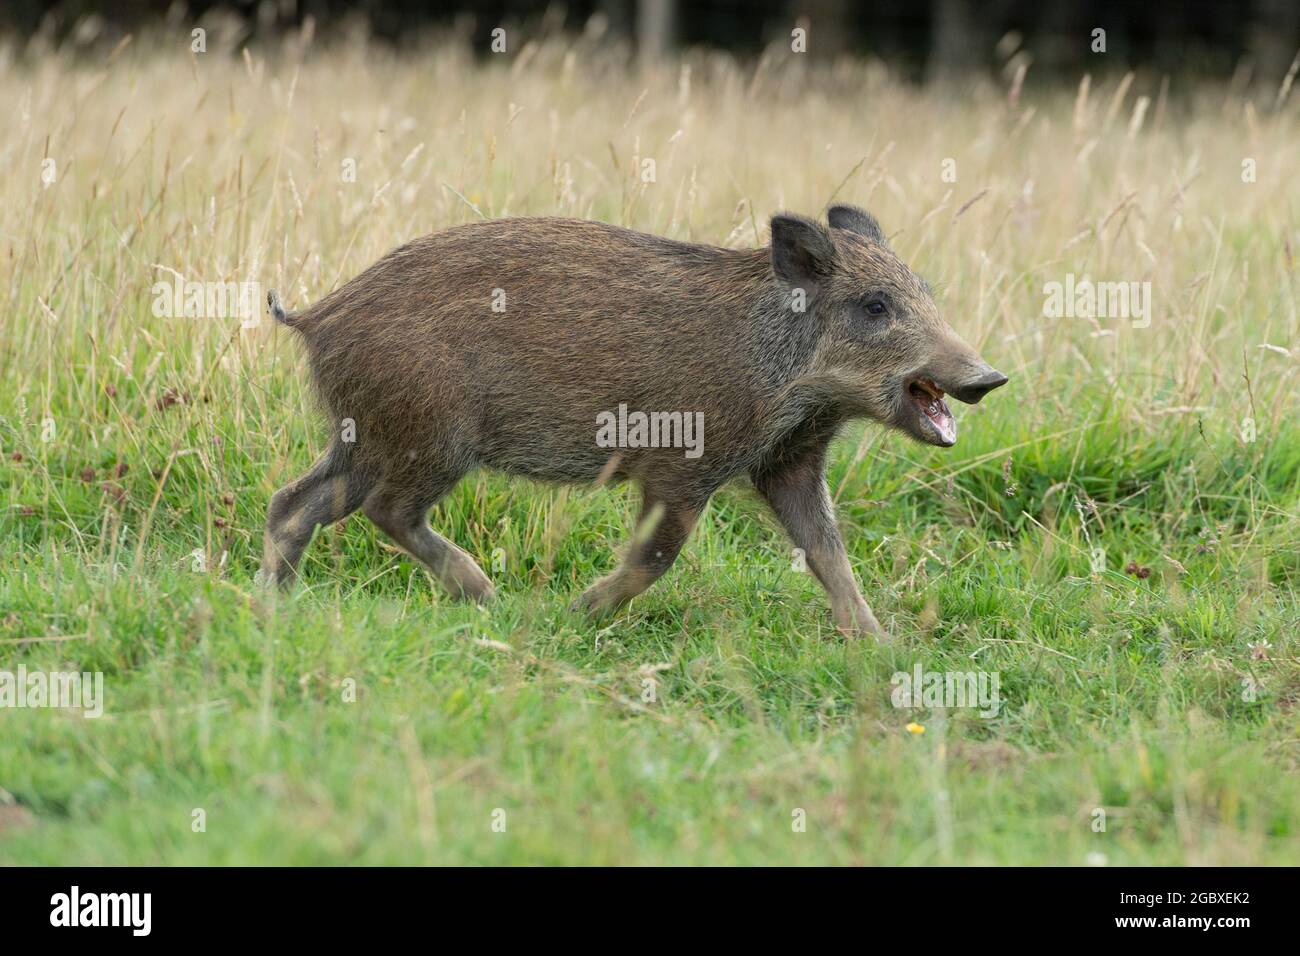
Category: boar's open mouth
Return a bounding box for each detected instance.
[905,378,957,447]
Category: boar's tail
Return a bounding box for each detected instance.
[266,289,298,329]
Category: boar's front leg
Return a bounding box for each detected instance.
[752,452,887,640]
[574,486,705,615]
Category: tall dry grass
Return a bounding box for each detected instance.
[1,25,1297,571]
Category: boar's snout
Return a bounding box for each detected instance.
[947,366,1009,405]
[901,359,1008,448]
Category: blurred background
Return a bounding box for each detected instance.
[3,0,1298,82]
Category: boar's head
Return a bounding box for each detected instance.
[769,204,1007,447]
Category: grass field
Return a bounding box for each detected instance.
[2,26,1299,865]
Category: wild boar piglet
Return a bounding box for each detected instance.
[260,205,1007,637]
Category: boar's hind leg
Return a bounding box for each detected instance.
[752,453,887,639]
[260,446,369,588]
[362,478,494,602]
[574,487,705,614]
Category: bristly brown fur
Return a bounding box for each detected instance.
[259,209,1007,638]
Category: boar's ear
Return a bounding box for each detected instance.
[770,214,836,288]
[827,204,886,244]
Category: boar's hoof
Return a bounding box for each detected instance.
[570,580,623,616]
[449,573,495,604]
[833,603,890,641]
[837,621,892,642]
[254,566,288,591]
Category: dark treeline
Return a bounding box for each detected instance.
[3,0,1298,80]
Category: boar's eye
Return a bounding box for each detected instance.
[864,299,887,317]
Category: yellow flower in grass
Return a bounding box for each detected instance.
[905,722,925,735]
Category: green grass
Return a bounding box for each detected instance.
[2,32,1299,864]
[2,404,1297,864]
